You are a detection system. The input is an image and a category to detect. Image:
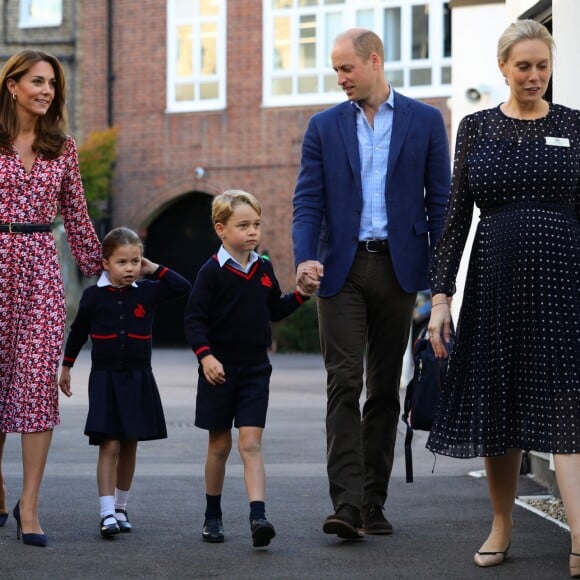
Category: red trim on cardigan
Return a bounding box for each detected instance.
[294,290,308,304]
[223,261,260,280]
[211,253,261,281]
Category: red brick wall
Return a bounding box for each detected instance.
[77,1,109,140]
[78,0,450,291]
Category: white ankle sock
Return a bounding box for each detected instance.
[114,488,130,520]
[99,495,116,520]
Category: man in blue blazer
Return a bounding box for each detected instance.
[292,29,451,540]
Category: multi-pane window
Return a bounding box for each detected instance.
[19,0,63,28]
[167,0,226,112]
[264,0,451,107]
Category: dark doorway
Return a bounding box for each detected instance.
[145,192,218,346]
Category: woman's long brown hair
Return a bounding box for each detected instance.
[0,49,68,158]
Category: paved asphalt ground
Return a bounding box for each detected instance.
[0,350,573,579]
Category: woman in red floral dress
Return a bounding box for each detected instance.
[0,50,102,546]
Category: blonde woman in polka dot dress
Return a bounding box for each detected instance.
[0,51,102,546]
[426,21,579,576]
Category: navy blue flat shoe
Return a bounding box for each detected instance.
[100,514,120,538]
[115,509,132,533]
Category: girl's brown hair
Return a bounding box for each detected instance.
[0,50,68,158]
[101,227,144,260]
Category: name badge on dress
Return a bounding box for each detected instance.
[545,136,570,147]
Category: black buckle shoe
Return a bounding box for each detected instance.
[202,517,224,543]
[362,504,393,535]
[250,518,276,547]
[115,509,132,533]
[322,504,365,540]
[100,514,120,537]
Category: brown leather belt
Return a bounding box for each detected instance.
[0,223,52,233]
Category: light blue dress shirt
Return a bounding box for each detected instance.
[353,87,394,241]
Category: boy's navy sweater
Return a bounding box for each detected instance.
[62,266,191,370]
[184,255,307,365]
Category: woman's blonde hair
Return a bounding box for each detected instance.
[211,190,262,225]
[497,19,554,64]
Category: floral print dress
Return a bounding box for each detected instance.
[0,136,102,433]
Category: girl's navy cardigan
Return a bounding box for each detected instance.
[63,266,191,370]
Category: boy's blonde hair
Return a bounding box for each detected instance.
[211,190,261,225]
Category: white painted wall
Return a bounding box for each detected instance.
[450,4,508,145]
[551,0,580,109]
[446,3,507,320]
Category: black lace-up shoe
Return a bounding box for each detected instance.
[362,504,393,535]
[322,504,364,540]
[202,517,224,543]
[250,518,276,547]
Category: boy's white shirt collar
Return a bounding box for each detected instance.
[97,271,139,288]
[217,245,259,273]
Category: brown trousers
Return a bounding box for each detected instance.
[317,249,416,509]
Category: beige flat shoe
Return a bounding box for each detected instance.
[473,542,510,568]
[570,552,580,578]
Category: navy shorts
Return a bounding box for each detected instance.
[195,362,272,430]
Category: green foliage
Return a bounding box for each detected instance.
[78,126,118,219]
[273,298,320,353]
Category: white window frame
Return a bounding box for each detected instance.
[263,0,451,108]
[166,0,227,113]
[19,0,63,29]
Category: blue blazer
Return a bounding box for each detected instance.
[292,90,451,297]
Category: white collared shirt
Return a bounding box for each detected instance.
[216,246,259,274]
[96,271,139,288]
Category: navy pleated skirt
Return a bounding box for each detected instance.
[84,368,167,446]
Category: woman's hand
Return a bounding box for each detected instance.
[427,293,452,358]
[58,366,73,397]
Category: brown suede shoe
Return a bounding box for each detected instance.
[362,504,393,535]
[322,504,365,540]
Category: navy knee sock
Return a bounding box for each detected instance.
[249,500,265,522]
[205,494,222,519]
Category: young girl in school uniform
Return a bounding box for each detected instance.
[58,227,191,538]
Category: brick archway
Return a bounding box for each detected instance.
[144,191,217,346]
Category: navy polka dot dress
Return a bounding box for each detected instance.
[427,104,579,458]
